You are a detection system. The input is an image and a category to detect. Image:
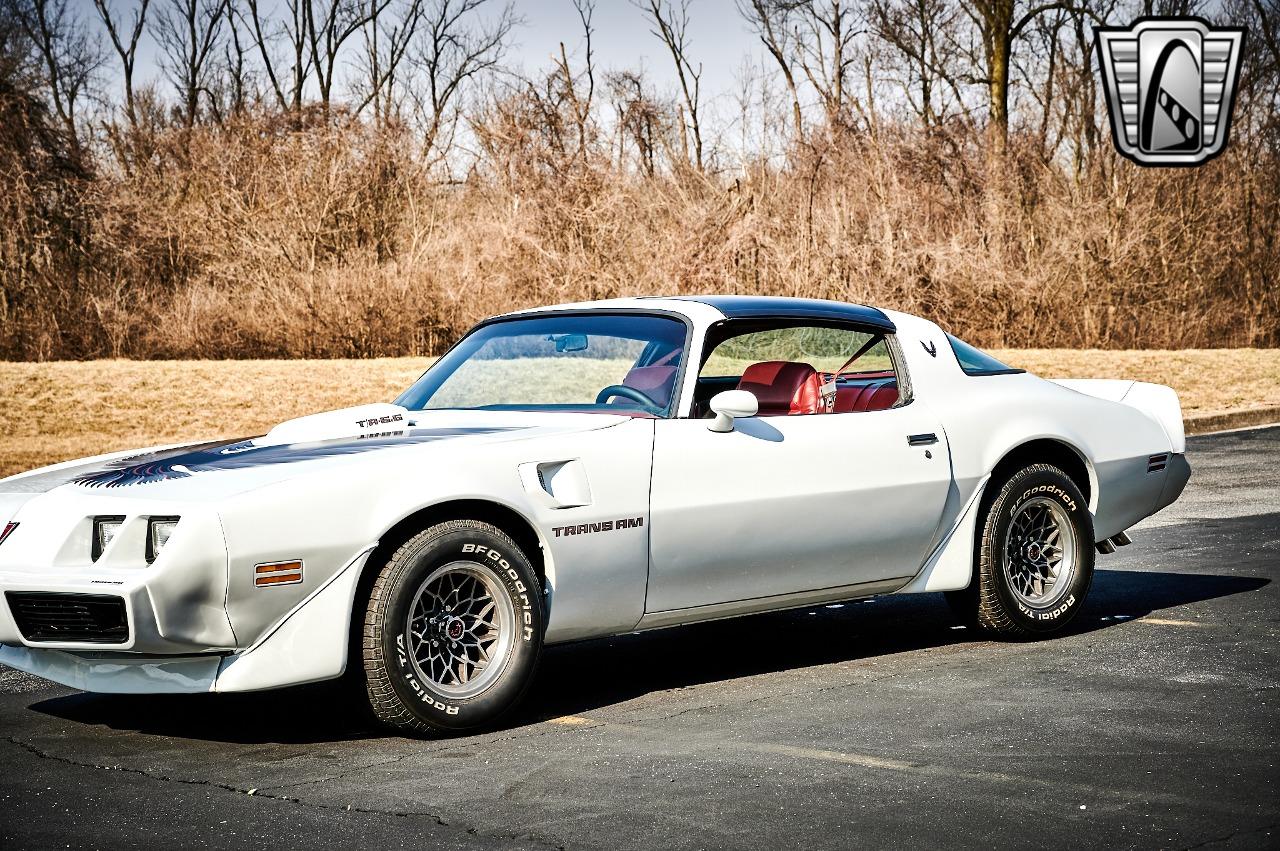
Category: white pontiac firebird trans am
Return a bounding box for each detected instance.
[0,296,1190,734]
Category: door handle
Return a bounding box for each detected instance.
[907,433,938,447]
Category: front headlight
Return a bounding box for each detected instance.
[146,517,180,564]
[92,516,125,561]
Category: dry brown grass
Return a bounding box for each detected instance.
[0,359,431,478]
[993,349,1280,418]
[2,351,1276,479]
[2,118,1278,361]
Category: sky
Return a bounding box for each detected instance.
[509,0,758,102]
[115,0,766,110]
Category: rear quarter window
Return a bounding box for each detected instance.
[946,334,1024,376]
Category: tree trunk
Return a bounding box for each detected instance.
[985,3,1013,155]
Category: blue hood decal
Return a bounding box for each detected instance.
[71,427,516,488]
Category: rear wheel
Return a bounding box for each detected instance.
[361,519,543,734]
[955,463,1095,637]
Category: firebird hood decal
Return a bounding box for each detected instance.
[71,427,517,488]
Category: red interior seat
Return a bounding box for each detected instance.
[622,366,678,407]
[832,378,900,413]
[737,361,823,416]
[860,382,899,411]
[834,384,869,413]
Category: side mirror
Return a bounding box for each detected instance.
[708,390,758,433]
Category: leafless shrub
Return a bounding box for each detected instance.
[0,0,1275,360]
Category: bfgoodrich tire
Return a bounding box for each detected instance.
[960,463,1095,637]
[361,520,543,735]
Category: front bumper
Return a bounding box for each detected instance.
[0,474,379,694]
[0,577,235,654]
[0,502,237,653]
[0,546,373,694]
[0,644,221,693]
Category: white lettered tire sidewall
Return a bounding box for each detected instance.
[364,520,543,734]
[980,464,1095,635]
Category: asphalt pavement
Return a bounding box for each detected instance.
[2,426,1277,850]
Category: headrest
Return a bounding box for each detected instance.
[737,361,821,415]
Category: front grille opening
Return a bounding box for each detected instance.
[5,592,129,644]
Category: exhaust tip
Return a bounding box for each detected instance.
[1096,539,1117,555]
[1112,532,1133,547]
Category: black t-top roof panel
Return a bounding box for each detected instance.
[666,295,896,332]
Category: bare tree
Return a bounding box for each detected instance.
[789,0,866,131]
[963,0,1072,151]
[1252,0,1280,72]
[1057,0,1110,175]
[553,0,595,163]
[154,0,228,127]
[1007,6,1056,152]
[407,0,519,161]
[243,0,310,117]
[871,0,970,128]
[0,2,40,91]
[217,5,253,118]
[7,0,102,145]
[1138,0,1205,14]
[637,0,703,169]
[737,0,805,142]
[91,0,150,127]
[729,55,793,165]
[607,68,665,176]
[358,0,424,125]
[306,0,389,116]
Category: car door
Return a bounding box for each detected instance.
[645,335,953,614]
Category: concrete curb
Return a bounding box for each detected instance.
[1184,406,1280,436]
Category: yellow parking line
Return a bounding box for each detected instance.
[1138,617,1207,627]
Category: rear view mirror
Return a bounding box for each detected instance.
[708,390,758,433]
[552,334,589,353]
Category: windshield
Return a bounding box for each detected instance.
[396,313,688,416]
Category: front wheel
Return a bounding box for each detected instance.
[955,463,1095,637]
[361,519,543,735]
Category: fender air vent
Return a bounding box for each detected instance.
[1148,453,1169,473]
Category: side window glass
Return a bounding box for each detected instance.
[945,334,1024,376]
[694,325,901,417]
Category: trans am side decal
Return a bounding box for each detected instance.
[71,428,516,488]
[550,517,645,537]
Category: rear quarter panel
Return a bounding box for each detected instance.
[887,311,1177,543]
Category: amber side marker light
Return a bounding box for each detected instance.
[254,560,303,587]
[0,522,17,547]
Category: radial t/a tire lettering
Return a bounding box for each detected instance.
[962,464,1096,637]
[361,519,543,735]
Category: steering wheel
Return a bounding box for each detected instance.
[595,384,661,410]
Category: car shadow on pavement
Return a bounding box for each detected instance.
[25,567,1269,745]
[516,567,1269,725]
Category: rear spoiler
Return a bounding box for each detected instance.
[1049,379,1186,454]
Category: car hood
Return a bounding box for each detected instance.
[0,404,632,502]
